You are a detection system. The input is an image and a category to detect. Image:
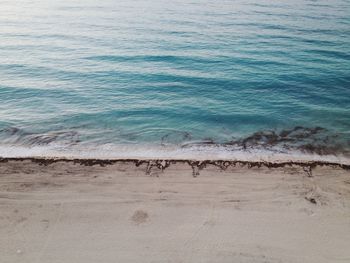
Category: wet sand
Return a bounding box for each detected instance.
[1,159,350,263]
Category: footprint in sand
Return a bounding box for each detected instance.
[131,210,149,225]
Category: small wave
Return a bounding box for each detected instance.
[0,126,349,166]
[0,144,349,167]
[1,126,349,157]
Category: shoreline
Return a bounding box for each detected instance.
[1,142,349,166]
[1,157,350,175]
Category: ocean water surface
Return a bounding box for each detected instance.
[0,0,349,161]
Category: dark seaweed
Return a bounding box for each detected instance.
[0,157,349,178]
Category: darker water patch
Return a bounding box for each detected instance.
[161,131,192,145]
[0,127,80,146]
[181,126,350,156]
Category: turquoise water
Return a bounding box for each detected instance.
[0,0,350,160]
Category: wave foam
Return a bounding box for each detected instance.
[0,143,349,165]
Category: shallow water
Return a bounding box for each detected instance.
[0,0,349,160]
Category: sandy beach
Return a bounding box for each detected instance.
[1,159,350,263]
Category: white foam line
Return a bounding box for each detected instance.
[0,144,349,165]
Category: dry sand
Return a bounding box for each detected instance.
[1,159,350,263]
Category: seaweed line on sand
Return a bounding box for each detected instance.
[0,157,349,177]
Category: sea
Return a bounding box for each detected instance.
[0,0,349,162]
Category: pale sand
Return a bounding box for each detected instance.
[1,159,350,263]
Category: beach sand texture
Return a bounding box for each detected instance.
[1,159,350,263]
